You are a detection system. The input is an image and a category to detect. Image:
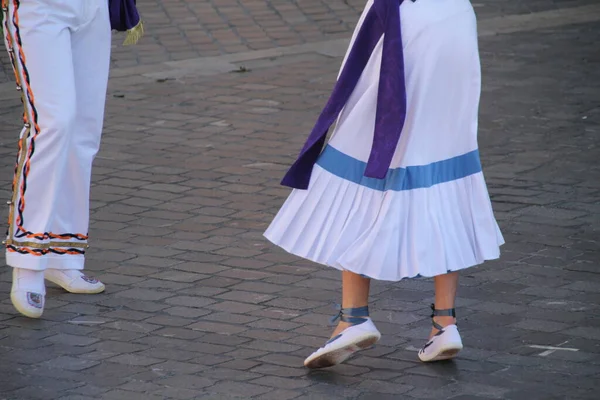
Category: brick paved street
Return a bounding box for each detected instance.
[0,1,599,399]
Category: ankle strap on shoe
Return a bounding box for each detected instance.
[430,303,456,331]
[330,305,369,325]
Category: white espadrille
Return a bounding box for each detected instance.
[11,268,45,318]
[304,306,381,369]
[418,304,463,362]
[45,269,105,294]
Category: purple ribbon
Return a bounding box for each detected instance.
[281,0,410,189]
[109,0,141,32]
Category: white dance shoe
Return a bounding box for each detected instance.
[45,269,105,294]
[304,306,381,369]
[11,268,45,318]
[418,304,463,362]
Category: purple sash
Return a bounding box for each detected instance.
[281,0,411,189]
[109,0,140,32]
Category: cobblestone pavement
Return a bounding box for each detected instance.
[0,1,599,399]
[1,0,599,80]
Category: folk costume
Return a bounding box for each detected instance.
[2,0,142,318]
[265,0,504,365]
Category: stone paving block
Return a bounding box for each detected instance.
[210,358,258,371]
[561,326,600,341]
[114,381,162,394]
[202,311,259,325]
[40,356,100,372]
[154,374,215,392]
[5,386,82,400]
[44,333,101,347]
[136,336,233,356]
[252,375,314,390]
[503,389,576,400]
[0,336,54,349]
[114,288,174,301]
[0,374,38,393]
[510,318,572,333]
[1,347,61,365]
[357,379,414,395]
[241,339,303,354]
[164,306,213,319]
[143,314,196,327]
[303,380,363,398]
[127,255,184,268]
[264,297,329,311]
[467,301,529,315]
[152,386,204,400]
[193,276,242,288]
[255,353,306,368]
[153,326,206,340]
[206,300,265,314]
[561,280,600,293]
[178,286,229,297]
[100,389,165,400]
[250,307,304,322]
[151,360,208,375]
[205,381,273,397]
[164,296,217,308]
[150,270,209,282]
[188,320,249,335]
[137,277,200,293]
[65,383,111,397]
[281,287,340,303]
[101,309,155,322]
[247,318,303,331]
[251,364,307,379]
[0,325,56,340]
[107,354,164,367]
[199,367,263,383]
[494,366,595,393]
[255,389,302,400]
[216,290,276,304]
[409,381,511,399]
[348,356,415,371]
[102,320,162,334]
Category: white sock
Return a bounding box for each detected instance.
[13,268,45,294]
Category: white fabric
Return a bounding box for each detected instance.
[265,0,504,281]
[2,0,111,270]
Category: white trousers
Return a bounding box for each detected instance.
[2,0,111,270]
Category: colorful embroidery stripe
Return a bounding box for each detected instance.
[4,239,89,249]
[2,0,23,238]
[7,245,85,256]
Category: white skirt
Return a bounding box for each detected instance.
[265,0,504,282]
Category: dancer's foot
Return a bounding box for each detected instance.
[11,268,45,318]
[304,306,380,369]
[45,269,105,294]
[418,304,462,362]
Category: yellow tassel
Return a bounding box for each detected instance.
[123,20,144,46]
